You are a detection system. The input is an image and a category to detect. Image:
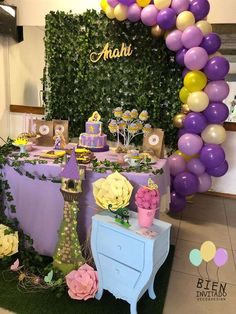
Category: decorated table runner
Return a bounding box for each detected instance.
[3,146,170,256]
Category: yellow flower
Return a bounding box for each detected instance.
[0,225,18,259]
[14,137,28,146]
[93,172,133,210]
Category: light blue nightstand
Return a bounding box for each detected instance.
[91,210,171,314]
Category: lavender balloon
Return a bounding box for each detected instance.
[176,47,188,67]
[198,172,212,192]
[203,102,229,124]
[200,144,225,168]
[189,0,210,21]
[119,0,135,5]
[187,158,206,175]
[128,4,142,22]
[206,160,229,177]
[166,30,183,52]
[156,8,176,30]
[204,81,230,102]
[214,248,228,267]
[201,33,221,55]
[108,0,119,7]
[170,191,187,213]
[178,133,203,155]
[184,47,209,70]
[181,26,203,49]
[171,0,189,14]
[169,154,186,176]
[174,171,199,196]
[204,57,230,81]
[141,5,158,26]
[183,112,207,134]
[178,127,188,138]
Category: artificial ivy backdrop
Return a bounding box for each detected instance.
[43,10,182,148]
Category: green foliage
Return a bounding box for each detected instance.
[43,10,182,149]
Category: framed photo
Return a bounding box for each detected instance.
[225,73,236,123]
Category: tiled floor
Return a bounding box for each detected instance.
[161,194,236,314]
[0,194,236,314]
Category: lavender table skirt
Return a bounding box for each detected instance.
[4,148,170,256]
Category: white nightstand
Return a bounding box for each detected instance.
[91,210,171,314]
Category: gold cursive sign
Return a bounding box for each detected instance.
[90,42,133,63]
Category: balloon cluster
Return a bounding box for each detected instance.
[100,0,230,213]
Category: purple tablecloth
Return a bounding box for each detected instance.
[4,147,170,256]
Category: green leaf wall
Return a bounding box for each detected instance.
[43,10,182,148]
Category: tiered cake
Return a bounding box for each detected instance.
[79,111,109,152]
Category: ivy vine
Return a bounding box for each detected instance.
[43,10,182,149]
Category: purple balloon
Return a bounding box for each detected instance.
[200,144,225,168]
[174,171,199,196]
[178,133,203,155]
[198,172,212,192]
[166,30,183,52]
[201,33,221,55]
[156,8,176,30]
[108,0,119,7]
[206,160,229,177]
[127,4,142,22]
[176,47,188,67]
[187,158,206,176]
[182,67,190,78]
[171,0,189,14]
[178,127,188,138]
[181,26,204,49]
[141,5,158,26]
[204,57,230,81]
[189,0,210,21]
[203,102,229,124]
[170,191,187,212]
[119,0,135,5]
[204,81,230,102]
[214,248,228,267]
[184,47,209,70]
[169,154,186,176]
[183,112,207,134]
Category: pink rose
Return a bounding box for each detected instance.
[66,264,98,301]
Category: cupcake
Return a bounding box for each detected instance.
[122,110,131,122]
[118,120,126,130]
[131,109,139,119]
[128,123,139,134]
[113,107,123,118]
[108,120,118,133]
[139,110,149,121]
[142,123,152,135]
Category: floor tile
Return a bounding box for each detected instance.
[233,251,236,268]
[163,271,236,314]
[224,203,236,250]
[159,212,180,245]
[223,199,236,211]
[179,218,231,249]
[172,239,236,285]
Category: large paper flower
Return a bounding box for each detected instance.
[0,224,18,258]
[66,264,98,300]
[93,171,133,210]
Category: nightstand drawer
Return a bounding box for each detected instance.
[97,225,144,271]
[98,254,141,289]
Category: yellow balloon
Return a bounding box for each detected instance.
[201,124,227,145]
[136,0,151,7]
[179,86,190,103]
[114,4,128,21]
[154,0,171,10]
[196,20,212,35]
[151,25,164,38]
[187,91,209,112]
[100,0,108,12]
[176,11,195,31]
[200,241,216,262]
[174,150,198,162]
[106,5,115,19]
[173,113,186,128]
[181,103,190,114]
[184,70,207,92]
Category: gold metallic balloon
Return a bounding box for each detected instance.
[151,25,164,38]
[173,113,186,128]
[181,104,190,114]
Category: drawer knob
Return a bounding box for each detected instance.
[115,268,120,275]
[117,245,122,250]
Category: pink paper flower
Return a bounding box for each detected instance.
[66,264,98,301]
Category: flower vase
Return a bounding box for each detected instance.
[138,207,157,228]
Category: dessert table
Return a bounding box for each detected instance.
[3,146,170,256]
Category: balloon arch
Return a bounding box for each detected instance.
[100,0,230,213]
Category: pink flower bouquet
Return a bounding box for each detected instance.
[66,264,98,300]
